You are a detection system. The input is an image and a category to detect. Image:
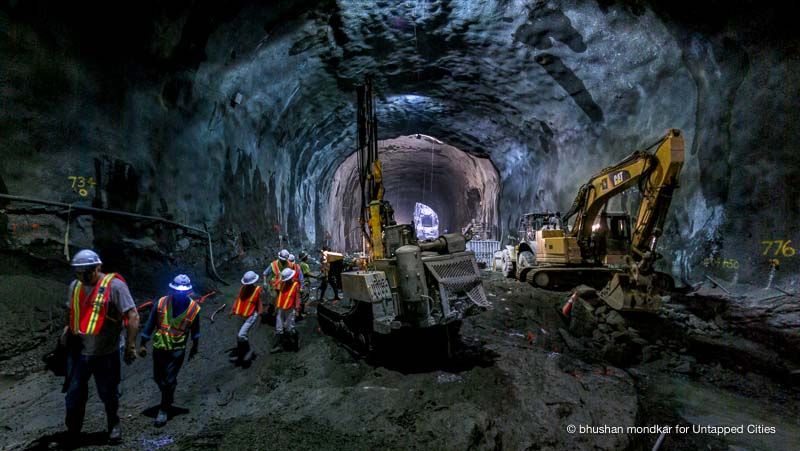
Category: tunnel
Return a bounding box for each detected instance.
[328,134,500,250]
[2,1,800,450]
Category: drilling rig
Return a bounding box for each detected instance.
[316,78,491,357]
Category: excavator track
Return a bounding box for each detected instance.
[317,299,464,362]
[524,266,620,290]
[317,300,378,358]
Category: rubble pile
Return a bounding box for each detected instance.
[562,282,799,384]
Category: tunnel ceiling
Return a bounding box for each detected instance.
[328,135,500,251]
[2,1,800,285]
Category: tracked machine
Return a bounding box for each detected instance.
[317,78,490,357]
[502,129,685,312]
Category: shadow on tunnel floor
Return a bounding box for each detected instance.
[25,431,107,450]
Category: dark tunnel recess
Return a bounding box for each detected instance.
[327,135,500,251]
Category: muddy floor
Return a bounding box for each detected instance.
[1,271,798,450]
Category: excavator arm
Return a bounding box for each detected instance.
[563,129,685,311]
[564,129,684,260]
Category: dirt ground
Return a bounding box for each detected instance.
[0,271,798,450]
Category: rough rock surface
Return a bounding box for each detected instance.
[2,1,800,288]
[1,272,640,451]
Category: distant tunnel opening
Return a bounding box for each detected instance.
[327,135,501,251]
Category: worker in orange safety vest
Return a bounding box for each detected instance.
[61,249,139,446]
[228,271,264,366]
[270,268,301,353]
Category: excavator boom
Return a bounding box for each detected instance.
[589,129,685,310]
[565,129,684,260]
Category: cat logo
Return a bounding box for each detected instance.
[611,170,630,187]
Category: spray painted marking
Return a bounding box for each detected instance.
[68,176,96,197]
[702,257,739,269]
[9,223,47,238]
[761,240,796,257]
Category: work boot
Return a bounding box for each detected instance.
[154,410,168,428]
[288,330,299,352]
[61,431,80,449]
[230,339,247,365]
[270,335,283,353]
[243,342,255,363]
[107,422,122,444]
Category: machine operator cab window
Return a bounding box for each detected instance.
[602,212,632,256]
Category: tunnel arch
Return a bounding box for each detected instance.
[325,134,501,251]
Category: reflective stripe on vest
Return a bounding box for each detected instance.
[153,296,201,350]
[232,285,262,317]
[69,273,121,336]
[270,260,282,288]
[275,280,300,310]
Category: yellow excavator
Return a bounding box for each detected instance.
[503,129,685,312]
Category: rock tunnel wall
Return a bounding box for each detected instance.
[327,135,500,251]
[1,1,799,291]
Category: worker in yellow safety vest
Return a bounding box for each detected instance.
[138,274,201,428]
[61,249,139,445]
[228,271,264,366]
[270,268,301,353]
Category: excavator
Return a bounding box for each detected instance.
[317,78,490,358]
[502,129,685,312]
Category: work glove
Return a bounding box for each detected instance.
[124,345,137,365]
[188,344,198,361]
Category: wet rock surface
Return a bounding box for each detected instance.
[2,1,800,286]
[2,272,799,450]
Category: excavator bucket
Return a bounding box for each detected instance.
[599,272,662,312]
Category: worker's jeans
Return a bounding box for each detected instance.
[64,351,120,434]
[152,348,186,411]
[237,312,259,340]
[317,271,342,300]
[275,308,295,334]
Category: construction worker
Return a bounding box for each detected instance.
[263,249,291,290]
[287,253,305,288]
[262,249,290,323]
[318,246,344,301]
[61,249,139,445]
[297,251,312,319]
[229,270,264,365]
[138,274,200,427]
[270,267,301,353]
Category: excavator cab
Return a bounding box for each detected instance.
[583,211,631,266]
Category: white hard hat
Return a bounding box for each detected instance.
[71,249,102,268]
[169,274,193,292]
[280,267,296,282]
[278,249,289,261]
[288,254,296,263]
[241,271,259,285]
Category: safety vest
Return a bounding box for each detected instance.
[290,262,302,282]
[299,262,310,277]
[70,273,124,336]
[275,280,300,310]
[232,285,262,317]
[269,260,284,288]
[153,296,201,351]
